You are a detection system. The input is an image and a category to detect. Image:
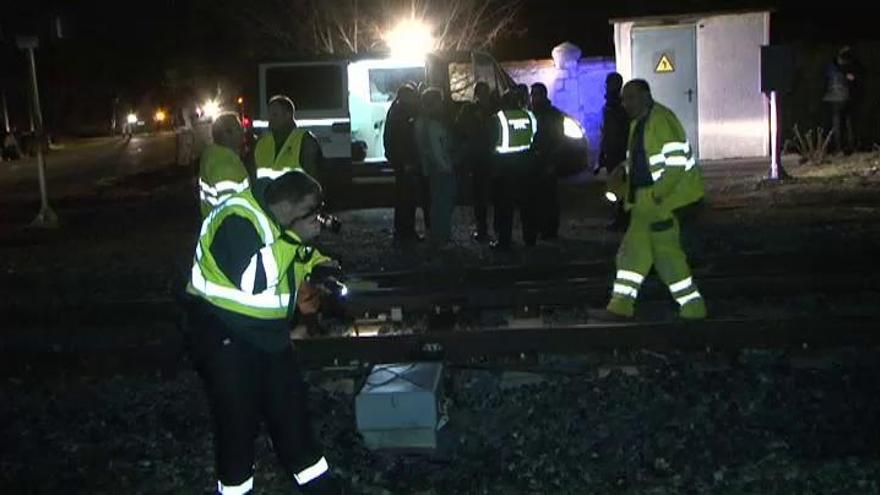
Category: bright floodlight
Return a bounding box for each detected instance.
[203,99,222,120]
[384,18,435,60]
[126,113,137,125]
[154,110,166,122]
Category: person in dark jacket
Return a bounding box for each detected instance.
[597,72,630,231]
[824,46,864,154]
[458,81,497,242]
[384,84,428,244]
[529,83,565,241]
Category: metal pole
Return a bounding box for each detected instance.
[25,46,57,228]
[1,91,9,133]
[769,91,779,180]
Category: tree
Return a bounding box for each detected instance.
[218,0,524,57]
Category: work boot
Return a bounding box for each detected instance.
[605,297,635,319]
[679,298,707,320]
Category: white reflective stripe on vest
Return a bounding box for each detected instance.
[257,167,295,180]
[294,456,329,485]
[676,291,702,307]
[240,254,259,293]
[665,156,697,170]
[199,178,218,195]
[496,111,511,154]
[191,263,290,309]
[214,179,250,194]
[652,169,665,181]
[668,277,694,293]
[613,283,639,299]
[662,141,691,155]
[217,198,274,245]
[616,270,645,285]
[218,476,254,495]
[259,246,279,287]
[649,153,666,166]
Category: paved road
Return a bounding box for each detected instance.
[0,133,179,201]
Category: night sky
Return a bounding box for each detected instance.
[0,0,876,132]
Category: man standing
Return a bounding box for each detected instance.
[600,80,706,321]
[824,46,863,154]
[414,88,456,246]
[597,72,630,230]
[529,83,565,241]
[466,82,497,242]
[384,85,425,244]
[254,95,322,180]
[490,90,538,251]
[197,112,250,218]
[186,171,344,494]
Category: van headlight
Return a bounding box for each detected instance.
[563,116,584,139]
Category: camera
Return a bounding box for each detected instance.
[316,212,342,233]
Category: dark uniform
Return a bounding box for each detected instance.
[490,104,538,248]
[530,101,565,239]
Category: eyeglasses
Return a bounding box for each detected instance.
[293,201,324,222]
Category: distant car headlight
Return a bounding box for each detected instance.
[563,116,584,140]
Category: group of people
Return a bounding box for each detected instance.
[187,71,710,493]
[384,80,568,251]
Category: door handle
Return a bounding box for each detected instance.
[685,89,694,103]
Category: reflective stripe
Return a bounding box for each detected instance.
[294,456,329,485]
[617,270,645,285]
[496,111,510,154]
[256,167,294,180]
[214,179,250,194]
[218,477,253,495]
[652,169,665,181]
[528,111,538,139]
[195,243,203,260]
[199,179,218,194]
[240,254,259,293]
[668,277,694,293]
[676,291,702,307]
[613,283,639,299]
[191,264,290,309]
[260,246,279,287]
[507,118,532,129]
[497,144,531,154]
[662,142,691,155]
[221,198,274,244]
[649,154,666,166]
[665,156,696,168]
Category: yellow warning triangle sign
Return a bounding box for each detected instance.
[655,54,675,73]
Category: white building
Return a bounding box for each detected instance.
[612,10,771,160]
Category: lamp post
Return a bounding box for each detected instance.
[16,35,57,228]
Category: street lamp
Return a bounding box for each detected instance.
[127,113,138,125]
[154,109,166,123]
[16,35,57,228]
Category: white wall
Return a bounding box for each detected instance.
[697,12,770,159]
[613,22,634,83]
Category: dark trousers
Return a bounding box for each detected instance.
[830,101,855,153]
[393,166,430,239]
[536,172,559,238]
[472,161,492,236]
[187,304,332,493]
[493,173,538,246]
